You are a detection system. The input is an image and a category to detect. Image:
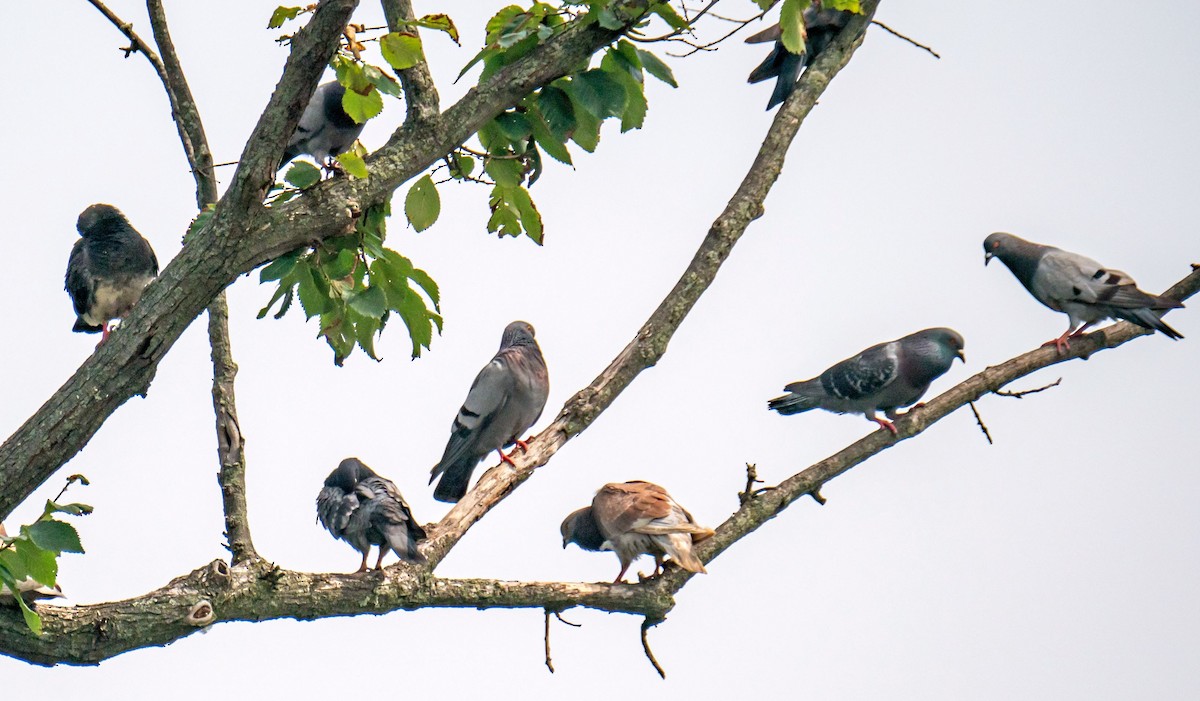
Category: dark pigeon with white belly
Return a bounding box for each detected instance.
[65,204,159,342]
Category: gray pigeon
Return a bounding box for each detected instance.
[561,481,714,584]
[984,232,1184,353]
[65,204,159,342]
[430,321,549,503]
[746,4,854,110]
[279,81,365,169]
[768,327,965,434]
[316,457,426,572]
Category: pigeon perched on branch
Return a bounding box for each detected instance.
[983,232,1184,353]
[65,204,159,343]
[561,481,714,584]
[430,321,549,503]
[280,81,365,169]
[768,327,965,434]
[316,457,426,572]
[746,4,854,110]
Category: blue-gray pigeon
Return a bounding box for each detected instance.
[430,321,549,503]
[65,204,159,343]
[984,232,1184,353]
[768,327,965,434]
[316,457,426,572]
[279,81,365,169]
[562,481,714,584]
[746,4,854,110]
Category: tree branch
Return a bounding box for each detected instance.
[381,0,441,124]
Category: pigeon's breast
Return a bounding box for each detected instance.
[83,274,155,325]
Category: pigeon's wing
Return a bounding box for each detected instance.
[593,482,675,538]
[433,356,516,473]
[316,485,357,538]
[812,341,899,402]
[1030,249,1124,308]
[359,476,427,541]
[65,239,96,319]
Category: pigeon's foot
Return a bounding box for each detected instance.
[1042,333,1071,354]
[871,417,898,435]
[513,438,531,452]
[374,550,386,571]
[498,449,518,467]
[355,554,369,573]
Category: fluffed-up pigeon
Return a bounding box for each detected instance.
[983,232,1184,353]
[65,204,159,342]
[746,4,854,110]
[768,327,965,434]
[561,481,714,584]
[430,321,549,503]
[316,457,426,572]
[280,81,366,169]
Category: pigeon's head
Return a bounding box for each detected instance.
[319,81,358,130]
[983,232,1023,266]
[325,457,377,490]
[77,204,127,238]
[500,320,537,349]
[561,507,605,552]
[921,327,966,364]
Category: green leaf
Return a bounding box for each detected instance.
[823,0,862,11]
[570,104,601,152]
[16,540,58,585]
[407,267,441,309]
[380,32,424,71]
[537,86,576,141]
[0,568,41,635]
[257,284,292,320]
[780,0,808,55]
[353,313,381,360]
[449,153,476,179]
[636,49,678,88]
[333,56,372,92]
[363,64,402,97]
[753,0,773,10]
[487,184,543,244]
[27,520,83,555]
[267,6,301,29]
[342,87,384,124]
[414,13,460,43]
[485,158,525,187]
[297,264,332,318]
[611,69,647,132]
[44,501,93,517]
[0,550,28,582]
[185,204,216,244]
[650,3,689,30]
[405,175,440,232]
[509,185,543,244]
[285,161,322,189]
[347,285,387,319]
[529,109,573,165]
[336,151,369,178]
[321,248,357,280]
[494,112,533,144]
[260,249,302,283]
[568,70,627,120]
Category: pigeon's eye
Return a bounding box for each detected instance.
[991,240,1000,249]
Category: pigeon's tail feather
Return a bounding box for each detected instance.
[430,458,478,503]
[1117,307,1184,340]
[768,384,820,415]
[766,51,804,110]
[382,523,426,564]
[72,318,102,334]
[657,533,707,575]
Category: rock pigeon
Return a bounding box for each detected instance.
[65,204,159,342]
[316,457,426,572]
[561,481,714,584]
[746,4,854,110]
[768,327,965,434]
[983,232,1184,353]
[280,81,365,169]
[430,321,549,503]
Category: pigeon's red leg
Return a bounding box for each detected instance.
[870,416,898,434]
[513,438,531,452]
[356,552,369,573]
[1068,322,1096,339]
[498,449,517,467]
[612,563,630,585]
[374,548,386,571]
[99,325,112,344]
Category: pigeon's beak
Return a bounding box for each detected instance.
[956,349,966,363]
[984,252,994,266]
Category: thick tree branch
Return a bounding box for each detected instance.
[381,0,441,124]
[421,2,881,562]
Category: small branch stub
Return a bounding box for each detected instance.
[996,378,1062,399]
[186,600,214,627]
[640,617,666,679]
[968,400,994,445]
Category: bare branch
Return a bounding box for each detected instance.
[996,377,1062,399]
[543,610,555,673]
[871,20,940,59]
[967,401,994,445]
[641,618,667,679]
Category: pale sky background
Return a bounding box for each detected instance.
[2,1,1197,698]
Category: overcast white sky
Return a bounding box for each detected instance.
[2,1,1197,697]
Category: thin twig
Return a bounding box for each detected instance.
[543,610,555,673]
[553,611,581,627]
[640,618,666,679]
[632,0,720,43]
[967,401,993,445]
[738,463,773,504]
[871,20,940,59]
[996,377,1062,399]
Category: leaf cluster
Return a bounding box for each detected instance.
[0,476,90,635]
